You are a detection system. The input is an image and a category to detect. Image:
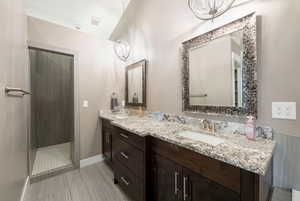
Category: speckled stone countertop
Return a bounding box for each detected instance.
[99,112,276,176]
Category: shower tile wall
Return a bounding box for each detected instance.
[29,48,74,148]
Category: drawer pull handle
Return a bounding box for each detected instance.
[174,172,179,195]
[120,133,129,139]
[121,177,130,186]
[120,152,129,159]
[183,176,188,201]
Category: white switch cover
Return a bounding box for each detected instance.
[272,102,296,120]
[83,100,89,108]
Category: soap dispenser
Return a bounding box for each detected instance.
[246,116,256,140]
[110,92,119,112]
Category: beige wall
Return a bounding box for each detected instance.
[27,17,124,159]
[0,0,29,200]
[116,0,300,138]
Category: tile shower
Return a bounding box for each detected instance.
[29,47,74,178]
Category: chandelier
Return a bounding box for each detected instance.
[113,40,131,62]
[188,0,236,21]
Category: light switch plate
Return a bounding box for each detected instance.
[83,100,89,108]
[272,102,296,120]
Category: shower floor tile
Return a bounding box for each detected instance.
[32,142,72,176]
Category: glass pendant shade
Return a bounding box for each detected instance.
[114,40,131,61]
[188,0,236,20]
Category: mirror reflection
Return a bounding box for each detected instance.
[125,59,146,107]
[128,66,143,104]
[189,30,244,107]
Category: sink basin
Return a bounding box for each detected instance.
[115,114,129,119]
[177,131,225,146]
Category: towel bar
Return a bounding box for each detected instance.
[5,86,31,97]
[190,94,207,98]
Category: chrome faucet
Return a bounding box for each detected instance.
[201,119,210,130]
[201,119,217,133]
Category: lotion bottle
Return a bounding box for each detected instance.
[246,116,256,140]
[138,106,144,117]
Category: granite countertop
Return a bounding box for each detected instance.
[99,111,276,176]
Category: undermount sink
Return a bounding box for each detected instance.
[115,114,129,119]
[177,131,225,146]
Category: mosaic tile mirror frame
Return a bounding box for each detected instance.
[182,13,257,118]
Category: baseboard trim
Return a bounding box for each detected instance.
[20,176,29,201]
[80,154,104,168]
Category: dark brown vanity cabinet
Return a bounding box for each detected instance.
[101,118,272,201]
[102,119,113,167]
[152,154,183,201]
[150,137,273,201]
[182,168,240,201]
[112,126,146,201]
[151,153,239,201]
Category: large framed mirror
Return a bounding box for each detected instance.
[125,59,147,108]
[182,13,257,117]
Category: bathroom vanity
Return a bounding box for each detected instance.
[100,112,275,201]
[100,13,274,201]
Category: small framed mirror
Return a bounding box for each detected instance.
[182,13,257,117]
[125,59,147,108]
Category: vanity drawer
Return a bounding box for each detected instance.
[113,136,144,178]
[151,137,241,193]
[114,161,143,201]
[114,126,145,151]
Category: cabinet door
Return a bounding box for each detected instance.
[182,168,240,201]
[103,127,112,162]
[152,154,182,201]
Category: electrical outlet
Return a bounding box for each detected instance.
[272,102,296,120]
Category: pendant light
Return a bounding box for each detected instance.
[113,40,131,62]
[188,0,236,21]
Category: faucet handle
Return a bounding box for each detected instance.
[200,119,219,133]
[200,119,208,129]
[211,122,217,133]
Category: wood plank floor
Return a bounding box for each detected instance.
[25,162,132,201]
[271,187,292,201]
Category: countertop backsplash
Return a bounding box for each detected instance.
[146,111,273,140]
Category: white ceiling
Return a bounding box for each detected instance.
[25,0,131,39]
